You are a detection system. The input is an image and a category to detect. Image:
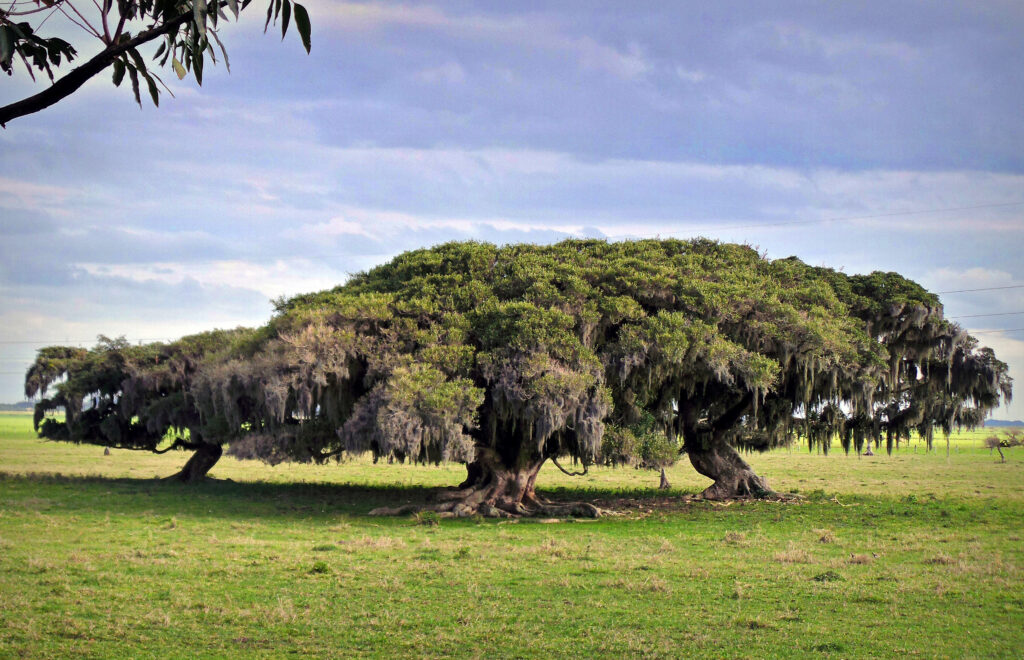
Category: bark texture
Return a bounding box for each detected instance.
[372,448,601,518]
[687,439,773,500]
[168,442,222,483]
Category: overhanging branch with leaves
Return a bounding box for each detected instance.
[0,0,310,126]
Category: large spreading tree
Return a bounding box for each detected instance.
[25,328,259,481]
[1,0,311,126]
[26,239,1012,513]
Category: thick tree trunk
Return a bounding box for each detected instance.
[459,459,485,489]
[373,448,601,518]
[686,439,773,500]
[168,443,222,483]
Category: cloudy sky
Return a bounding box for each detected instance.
[2,1,1023,418]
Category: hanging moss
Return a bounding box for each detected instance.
[25,239,1013,496]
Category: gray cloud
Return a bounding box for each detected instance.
[1,1,1022,415]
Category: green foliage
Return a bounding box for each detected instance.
[601,412,678,469]
[24,239,1012,481]
[1,0,312,125]
[600,425,641,468]
[0,18,75,81]
[25,328,257,456]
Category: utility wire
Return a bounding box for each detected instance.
[966,325,1024,331]
[690,200,1024,234]
[0,338,174,345]
[937,284,1024,294]
[2,310,1024,345]
[184,200,1024,263]
[949,311,1024,319]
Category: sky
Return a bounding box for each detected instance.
[1,1,1023,419]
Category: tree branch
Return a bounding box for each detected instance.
[0,9,191,127]
[550,456,588,477]
[711,391,754,433]
[98,437,201,453]
[152,437,203,454]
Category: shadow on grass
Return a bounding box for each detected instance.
[0,470,696,521]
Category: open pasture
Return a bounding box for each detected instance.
[1,412,1022,657]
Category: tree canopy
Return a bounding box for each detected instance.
[26,239,1012,513]
[1,0,310,126]
[26,328,259,481]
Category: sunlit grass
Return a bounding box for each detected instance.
[1,413,1022,657]
[2,412,1020,502]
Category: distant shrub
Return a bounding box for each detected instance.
[812,570,843,582]
[600,411,679,471]
[984,430,1022,462]
[599,425,640,467]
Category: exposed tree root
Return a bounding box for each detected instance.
[697,473,774,501]
[369,486,603,519]
[370,453,604,518]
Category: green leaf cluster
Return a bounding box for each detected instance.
[25,239,1012,472]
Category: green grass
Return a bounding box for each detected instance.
[1,412,1022,658]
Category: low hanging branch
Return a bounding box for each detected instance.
[0,11,191,127]
[1,0,312,127]
[152,437,203,454]
[550,456,588,477]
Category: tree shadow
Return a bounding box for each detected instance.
[0,471,688,521]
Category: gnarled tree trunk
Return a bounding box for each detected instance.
[677,391,774,500]
[373,447,601,518]
[438,448,600,517]
[168,442,222,483]
[686,438,772,500]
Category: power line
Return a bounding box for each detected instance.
[937,284,1024,294]
[968,328,1024,335]
[949,311,1024,319]
[225,200,1024,262]
[697,200,1024,234]
[0,338,174,345]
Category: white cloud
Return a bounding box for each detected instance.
[925,267,1016,291]
[289,206,589,240]
[76,259,346,300]
[311,1,652,80]
[974,333,1024,420]
[675,66,708,83]
[415,61,467,85]
[0,177,75,214]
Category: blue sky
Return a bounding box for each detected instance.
[2,1,1023,419]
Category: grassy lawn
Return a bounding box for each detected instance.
[1,412,1022,658]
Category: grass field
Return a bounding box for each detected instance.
[1,412,1022,658]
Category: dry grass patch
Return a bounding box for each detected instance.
[603,575,671,594]
[340,535,406,550]
[775,543,814,564]
[925,553,958,566]
[723,530,747,545]
[735,616,777,630]
[814,528,836,543]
